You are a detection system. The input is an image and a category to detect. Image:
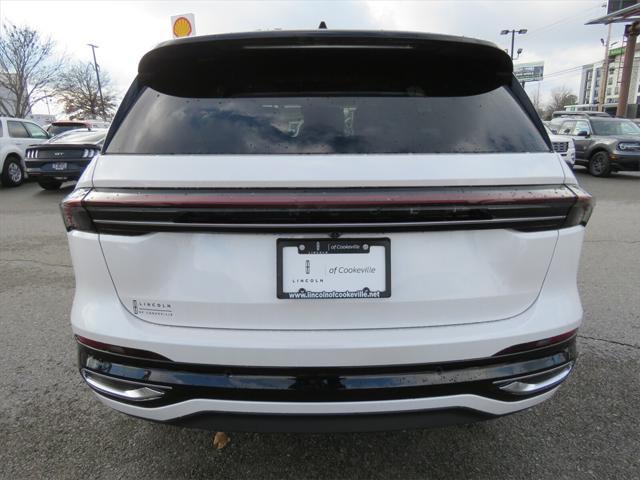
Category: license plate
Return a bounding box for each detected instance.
[277,238,390,299]
[51,162,67,171]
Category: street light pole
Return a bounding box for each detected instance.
[500,28,527,60]
[511,30,515,59]
[598,23,613,112]
[87,43,106,120]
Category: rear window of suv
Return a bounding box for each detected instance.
[105,86,548,155]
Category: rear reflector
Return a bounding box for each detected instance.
[493,329,578,356]
[75,335,171,361]
[61,185,592,235]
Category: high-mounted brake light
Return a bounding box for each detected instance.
[564,186,594,228]
[60,188,96,232]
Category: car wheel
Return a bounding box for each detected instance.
[588,151,611,177]
[0,156,24,187]
[37,179,63,190]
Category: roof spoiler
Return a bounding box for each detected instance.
[137,30,513,98]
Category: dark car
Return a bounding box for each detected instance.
[551,111,610,119]
[548,111,611,133]
[25,128,107,190]
[45,120,110,136]
[552,117,640,177]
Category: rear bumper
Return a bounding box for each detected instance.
[78,338,576,431]
[25,162,89,181]
[26,169,83,181]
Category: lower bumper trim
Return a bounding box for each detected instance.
[78,337,576,407]
[164,408,495,433]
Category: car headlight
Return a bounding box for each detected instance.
[617,142,640,151]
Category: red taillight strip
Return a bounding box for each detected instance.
[84,186,577,208]
[77,185,585,234]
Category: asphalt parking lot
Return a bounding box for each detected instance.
[1,170,639,480]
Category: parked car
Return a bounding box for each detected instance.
[44,120,109,137]
[545,126,576,167]
[548,111,611,133]
[0,116,50,187]
[25,128,107,190]
[551,111,610,119]
[553,116,640,176]
[62,30,592,432]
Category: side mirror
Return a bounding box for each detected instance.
[577,130,590,137]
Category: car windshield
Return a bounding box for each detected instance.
[49,129,107,144]
[590,119,640,136]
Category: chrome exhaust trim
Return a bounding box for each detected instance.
[81,369,169,401]
[495,362,574,396]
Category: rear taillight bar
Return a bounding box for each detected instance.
[564,185,594,228]
[80,186,576,208]
[60,188,96,233]
[60,185,593,235]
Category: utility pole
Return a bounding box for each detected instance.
[616,22,639,118]
[598,23,612,112]
[87,43,106,120]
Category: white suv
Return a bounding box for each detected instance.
[0,117,50,187]
[545,126,576,168]
[62,31,593,432]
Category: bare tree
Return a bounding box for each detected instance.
[543,86,578,120]
[0,22,64,117]
[530,86,544,118]
[56,62,117,119]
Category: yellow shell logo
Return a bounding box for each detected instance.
[173,17,192,37]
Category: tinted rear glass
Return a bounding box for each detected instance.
[49,124,84,136]
[49,129,107,144]
[106,86,548,155]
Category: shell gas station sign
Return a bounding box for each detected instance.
[171,13,196,38]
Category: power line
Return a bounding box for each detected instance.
[527,4,604,37]
[541,56,640,82]
[543,65,590,79]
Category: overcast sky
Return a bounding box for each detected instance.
[0,0,626,114]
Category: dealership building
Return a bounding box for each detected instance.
[577,46,640,115]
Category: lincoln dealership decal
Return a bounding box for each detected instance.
[132,299,174,318]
